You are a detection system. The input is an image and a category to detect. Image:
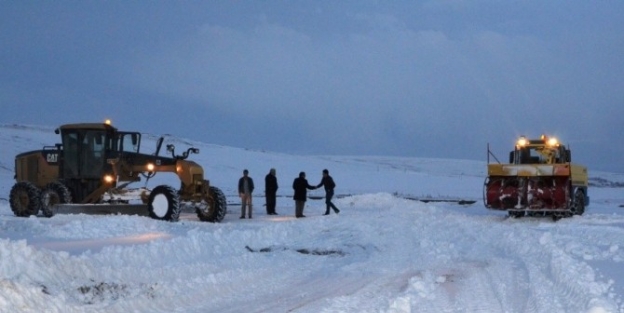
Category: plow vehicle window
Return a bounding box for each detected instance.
[517,146,562,164]
[517,148,546,164]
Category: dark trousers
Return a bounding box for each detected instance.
[295,200,306,217]
[266,192,276,214]
[324,190,340,214]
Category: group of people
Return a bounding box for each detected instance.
[237,168,340,219]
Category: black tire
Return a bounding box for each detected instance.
[570,189,585,216]
[508,211,524,218]
[41,181,72,217]
[9,182,41,217]
[196,185,228,223]
[148,185,180,221]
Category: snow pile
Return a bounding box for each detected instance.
[0,123,623,312]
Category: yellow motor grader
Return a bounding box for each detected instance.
[9,121,227,222]
[484,135,589,220]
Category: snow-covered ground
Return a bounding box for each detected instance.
[1,123,624,313]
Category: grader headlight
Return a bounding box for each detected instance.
[103,174,115,184]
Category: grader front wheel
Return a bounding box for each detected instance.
[148,185,181,221]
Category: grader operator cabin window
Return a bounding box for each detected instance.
[60,129,109,178]
[117,132,141,153]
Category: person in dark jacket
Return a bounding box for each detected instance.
[292,171,316,218]
[317,169,340,215]
[265,168,278,215]
[238,169,254,218]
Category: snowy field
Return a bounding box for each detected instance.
[1,123,624,313]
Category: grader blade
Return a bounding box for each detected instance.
[51,203,150,216]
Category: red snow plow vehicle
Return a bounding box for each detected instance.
[484,135,589,220]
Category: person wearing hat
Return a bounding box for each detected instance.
[265,168,279,215]
[238,169,255,218]
[317,169,340,215]
[292,171,316,218]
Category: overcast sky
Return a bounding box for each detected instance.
[1,1,623,172]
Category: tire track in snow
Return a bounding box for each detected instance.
[399,207,619,312]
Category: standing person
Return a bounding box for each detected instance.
[265,168,278,215]
[317,169,340,215]
[238,169,254,219]
[292,171,316,218]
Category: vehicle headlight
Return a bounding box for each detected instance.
[517,136,528,147]
[547,137,559,146]
[103,175,115,183]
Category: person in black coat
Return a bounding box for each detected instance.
[265,168,278,215]
[317,169,340,215]
[292,171,316,218]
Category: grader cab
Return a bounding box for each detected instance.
[484,135,589,219]
[10,121,227,222]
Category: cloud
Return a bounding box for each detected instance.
[0,1,603,181]
[128,12,579,156]
[84,1,622,171]
[128,18,475,148]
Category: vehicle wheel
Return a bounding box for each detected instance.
[148,185,180,221]
[9,182,41,217]
[508,211,524,218]
[551,211,571,221]
[41,181,72,217]
[570,189,585,216]
[196,184,228,222]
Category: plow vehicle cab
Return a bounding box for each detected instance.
[484,135,589,219]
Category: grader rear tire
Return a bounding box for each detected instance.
[196,185,228,223]
[148,185,180,221]
[9,182,41,217]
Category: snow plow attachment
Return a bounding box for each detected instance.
[484,135,589,219]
